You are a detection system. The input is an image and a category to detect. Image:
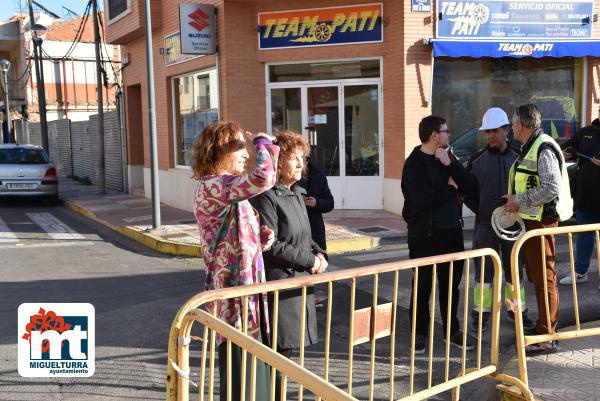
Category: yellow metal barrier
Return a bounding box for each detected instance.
[509,222,600,389]
[167,248,532,401]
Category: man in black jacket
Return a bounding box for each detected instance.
[402,115,478,354]
[559,111,600,287]
[297,159,335,251]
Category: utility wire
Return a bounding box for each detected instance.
[49,0,93,63]
[96,9,121,89]
[10,56,32,83]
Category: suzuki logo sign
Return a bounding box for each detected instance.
[179,4,216,55]
[188,8,210,31]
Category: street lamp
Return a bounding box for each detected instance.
[0,59,11,144]
[32,23,48,43]
[30,22,49,152]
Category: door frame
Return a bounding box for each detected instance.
[265,58,384,208]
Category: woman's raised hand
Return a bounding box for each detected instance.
[245,131,276,143]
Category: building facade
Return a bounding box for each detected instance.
[30,13,120,124]
[106,0,600,214]
[1,12,121,143]
[0,18,28,142]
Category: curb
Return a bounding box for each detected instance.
[64,200,202,258]
[64,199,437,256]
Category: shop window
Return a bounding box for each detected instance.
[432,57,583,161]
[197,75,210,110]
[173,68,219,167]
[269,59,380,83]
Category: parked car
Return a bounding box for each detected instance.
[0,144,58,204]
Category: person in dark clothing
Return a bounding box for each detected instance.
[297,159,334,251]
[250,131,327,399]
[463,107,535,333]
[559,111,600,287]
[402,115,478,354]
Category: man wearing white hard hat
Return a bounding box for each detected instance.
[464,108,535,333]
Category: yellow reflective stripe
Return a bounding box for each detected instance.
[504,283,526,309]
[473,284,493,312]
[518,159,537,170]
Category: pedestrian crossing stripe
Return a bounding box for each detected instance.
[25,212,86,240]
[0,212,92,247]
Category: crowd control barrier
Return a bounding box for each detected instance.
[167,248,532,401]
[509,223,600,391]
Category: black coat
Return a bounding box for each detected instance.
[463,143,519,223]
[562,119,600,213]
[297,162,335,250]
[250,183,324,349]
[401,146,478,237]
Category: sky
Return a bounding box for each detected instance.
[1,0,101,21]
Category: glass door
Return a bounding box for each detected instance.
[268,82,382,209]
[306,86,340,177]
[342,84,382,208]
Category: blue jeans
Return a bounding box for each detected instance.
[575,209,600,275]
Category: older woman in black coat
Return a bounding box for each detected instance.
[250,131,327,360]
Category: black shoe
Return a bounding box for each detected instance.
[469,311,490,333]
[521,313,536,331]
[507,310,537,331]
[444,331,475,351]
[523,326,537,336]
[413,334,427,355]
[525,340,557,354]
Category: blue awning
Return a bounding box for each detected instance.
[432,39,600,58]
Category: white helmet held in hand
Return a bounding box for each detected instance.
[491,206,525,241]
[480,108,510,131]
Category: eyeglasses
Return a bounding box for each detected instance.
[437,129,450,136]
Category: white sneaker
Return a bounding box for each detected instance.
[559,273,588,285]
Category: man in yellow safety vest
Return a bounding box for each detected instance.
[503,104,573,353]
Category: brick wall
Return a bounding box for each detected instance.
[115,0,433,179]
[113,0,600,185]
[120,1,221,170]
[104,0,161,44]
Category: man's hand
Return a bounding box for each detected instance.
[435,148,451,166]
[502,194,519,213]
[303,196,317,208]
[591,156,600,167]
[562,148,574,161]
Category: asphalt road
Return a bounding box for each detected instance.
[1,199,598,400]
[0,199,203,400]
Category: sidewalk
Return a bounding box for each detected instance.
[498,320,600,401]
[60,179,476,256]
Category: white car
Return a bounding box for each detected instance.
[0,144,59,204]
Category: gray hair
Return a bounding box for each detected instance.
[513,104,542,129]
